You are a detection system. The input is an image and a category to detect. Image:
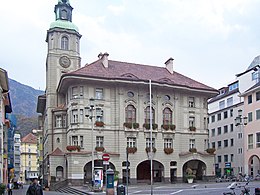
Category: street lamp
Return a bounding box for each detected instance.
[85,98,102,188]
[235,109,248,126]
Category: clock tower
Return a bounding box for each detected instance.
[44,0,82,155]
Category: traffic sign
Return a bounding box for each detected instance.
[102,153,110,161]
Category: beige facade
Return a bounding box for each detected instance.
[37,0,218,187]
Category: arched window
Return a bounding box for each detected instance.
[163,108,172,125]
[61,9,68,19]
[144,106,155,124]
[125,105,136,123]
[61,36,69,50]
[56,166,64,178]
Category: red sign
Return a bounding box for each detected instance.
[102,153,110,161]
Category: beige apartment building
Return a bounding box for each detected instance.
[20,133,38,183]
[37,0,218,187]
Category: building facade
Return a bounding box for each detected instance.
[13,132,21,182]
[37,0,218,187]
[20,133,38,183]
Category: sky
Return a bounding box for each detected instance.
[1,0,260,91]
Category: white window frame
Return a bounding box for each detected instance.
[96,88,103,100]
[127,137,136,148]
[146,138,155,148]
[189,139,195,149]
[164,138,173,148]
[248,134,253,149]
[96,136,104,147]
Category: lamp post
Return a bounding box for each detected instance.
[85,98,102,189]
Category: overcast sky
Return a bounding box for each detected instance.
[1,0,260,91]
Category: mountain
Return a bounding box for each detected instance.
[8,79,44,137]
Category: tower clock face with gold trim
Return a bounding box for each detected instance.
[59,56,71,68]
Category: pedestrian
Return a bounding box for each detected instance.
[26,178,43,195]
[7,181,14,195]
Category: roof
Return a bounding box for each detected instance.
[240,81,260,97]
[248,55,260,70]
[60,58,218,94]
[21,133,37,144]
[208,88,238,103]
[50,20,79,32]
[50,147,65,156]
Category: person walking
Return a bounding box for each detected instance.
[26,178,43,195]
[7,181,14,195]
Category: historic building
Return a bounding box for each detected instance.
[37,0,218,187]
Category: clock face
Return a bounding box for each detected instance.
[59,56,71,68]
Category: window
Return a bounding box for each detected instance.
[248,134,253,149]
[189,116,195,127]
[71,109,78,123]
[72,136,78,146]
[256,110,260,120]
[188,97,195,107]
[217,141,221,148]
[127,91,134,98]
[230,124,234,132]
[224,155,228,162]
[164,95,170,101]
[211,115,215,123]
[217,156,221,163]
[96,136,104,147]
[217,127,221,135]
[217,113,221,121]
[238,148,243,154]
[72,86,78,99]
[61,36,69,50]
[56,138,60,143]
[29,154,31,159]
[238,133,243,139]
[252,72,258,81]
[127,137,136,148]
[230,109,233,117]
[14,146,19,151]
[164,138,173,148]
[256,91,260,101]
[248,112,253,122]
[224,111,228,119]
[212,142,215,148]
[224,140,228,147]
[79,109,84,123]
[256,133,260,148]
[211,129,215,137]
[79,86,84,97]
[229,82,238,91]
[61,9,68,19]
[227,97,233,107]
[144,106,155,124]
[203,98,207,109]
[189,139,195,149]
[80,136,83,148]
[55,115,62,128]
[219,100,225,109]
[230,138,234,147]
[224,125,228,133]
[163,108,172,125]
[96,88,103,99]
[231,154,234,162]
[125,105,136,123]
[146,138,155,148]
[248,95,252,104]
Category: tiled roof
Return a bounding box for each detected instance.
[21,133,37,144]
[63,58,217,92]
[208,88,238,103]
[50,147,64,156]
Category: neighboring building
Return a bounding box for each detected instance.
[32,129,43,183]
[13,132,21,182]
[20,133,38,183]
[208,60,260,178]
[0,68,12,184]
[37,0,218,187]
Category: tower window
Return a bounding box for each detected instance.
[61,36,69,50]
[61,9,68,20]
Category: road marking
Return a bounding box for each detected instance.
[155,186,167,189]
[132,190,142,194]
[170,190,183,194]
[191,184,199,188]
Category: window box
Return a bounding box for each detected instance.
[95,146,105,152]
[189,148,197,153]
[189,126,196,131]
[161,124,176,130]
[95,121,105,127]
[66,145,80,152]
[127,147,137,154]
[164,148,174,154]
[145,147,157,153]
[206,148,216,154]
[123,122,139,129]
[143,123,158,130]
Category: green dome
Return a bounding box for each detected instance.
[50,20,79,32]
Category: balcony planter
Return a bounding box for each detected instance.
[133,122,139,129]
[161,124,176,130]
[189,148,197,153]
[189,126,196,131]
[95,146,105,152]
[145,147,157,153]
[123,122,139,129]
[127,147,137,154]
[143,123,158,130]
[95,121,105,127]
[66,145,80,152]
[164,148,174,154]
[206,148,216,154]
[185,168,195,183]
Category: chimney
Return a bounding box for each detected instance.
[102,52,109,68]
[98,52,103,59]
[165,57,174,74]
